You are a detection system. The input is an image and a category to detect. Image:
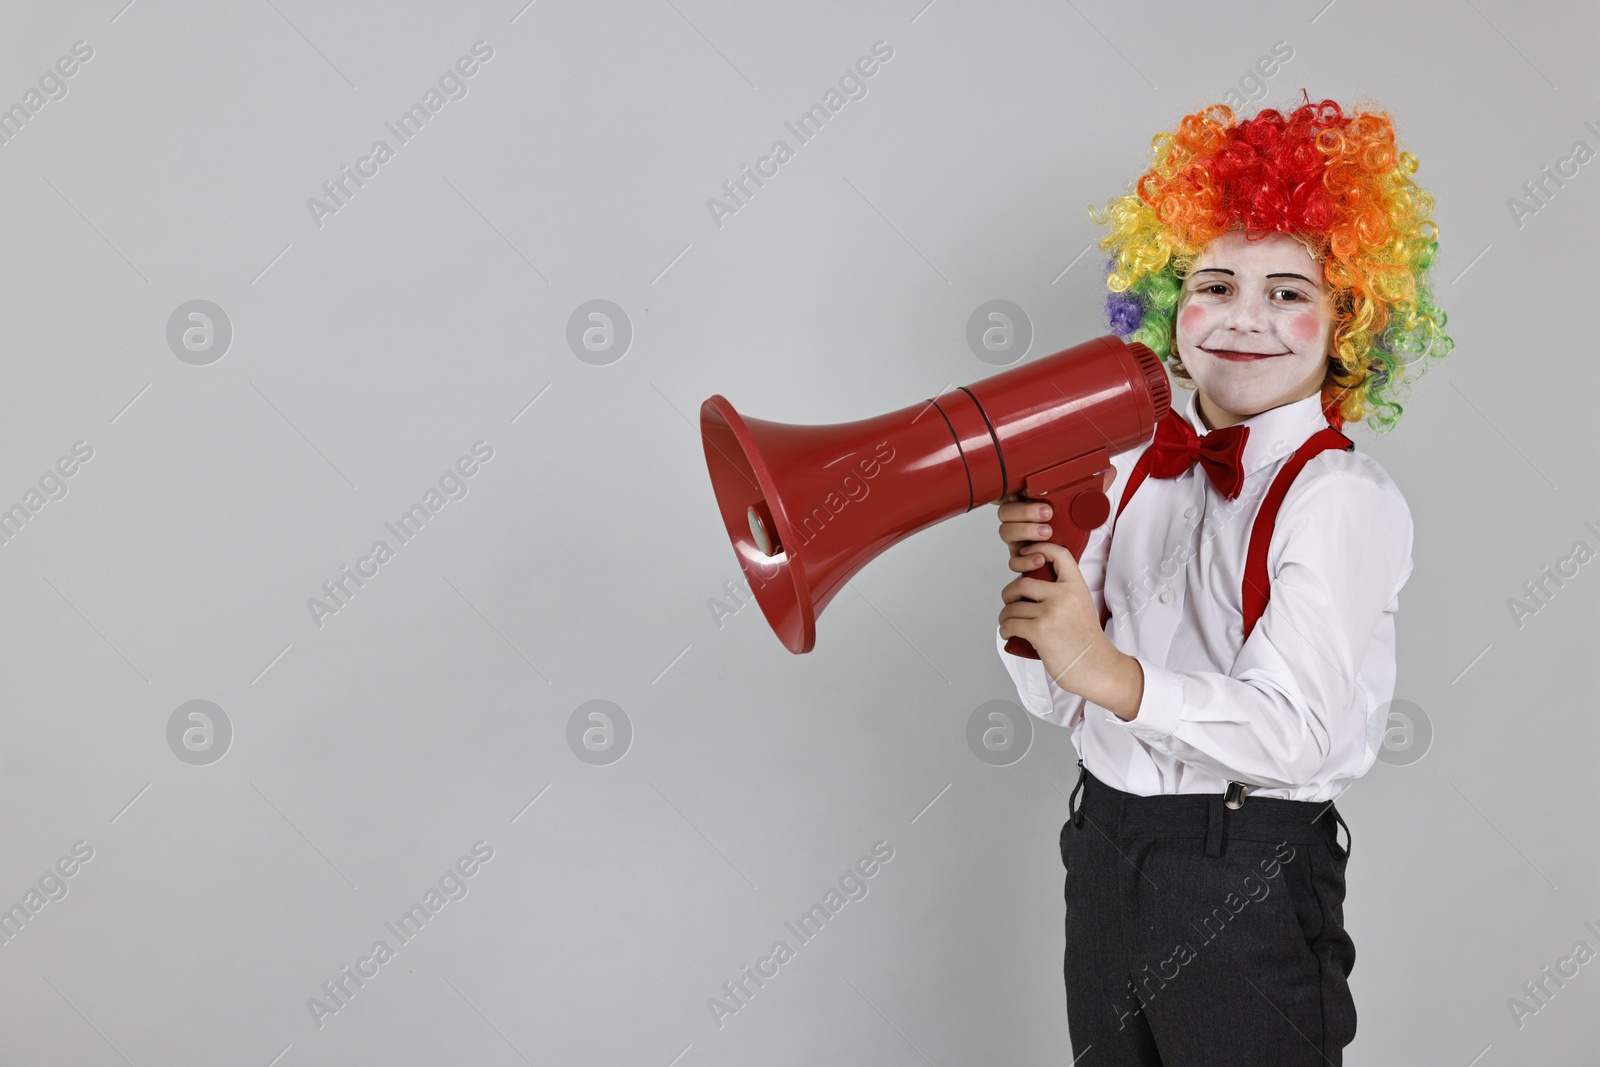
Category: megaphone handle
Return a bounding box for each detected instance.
[1002,474,1110,661]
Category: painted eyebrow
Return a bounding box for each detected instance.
[1190,268,1320,287]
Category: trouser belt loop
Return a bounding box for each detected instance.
[1069,759,1086,829]
[1205,794,1225,857]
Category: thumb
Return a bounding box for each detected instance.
[1034,540,1079,583]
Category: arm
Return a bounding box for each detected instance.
[1108,470,1414,788]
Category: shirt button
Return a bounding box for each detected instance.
[1159,588,1174,604]
[1183,506,1196,519]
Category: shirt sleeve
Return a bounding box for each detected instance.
[995,449,1136,728]
[1111,469,1414,788]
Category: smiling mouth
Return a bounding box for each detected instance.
[1201,346,1287,362]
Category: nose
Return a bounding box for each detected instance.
[1221,289,1271,334]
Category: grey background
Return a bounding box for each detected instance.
[0,0,1594,1064]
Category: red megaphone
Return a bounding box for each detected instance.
[699,334,1171,655]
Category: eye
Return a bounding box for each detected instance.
[1273,287,1310,302]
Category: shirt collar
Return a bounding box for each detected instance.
[1179,389,1330,478]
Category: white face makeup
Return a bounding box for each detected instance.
[1174,229,1335,429]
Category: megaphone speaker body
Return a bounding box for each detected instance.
[700,334,1170,655]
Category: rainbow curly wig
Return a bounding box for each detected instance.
[1088,96,1453,432]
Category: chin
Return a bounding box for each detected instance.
[1185,355,1322,420]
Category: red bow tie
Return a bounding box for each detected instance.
[1145,409,1250,500]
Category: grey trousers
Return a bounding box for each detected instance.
[1061,761,1356,1065]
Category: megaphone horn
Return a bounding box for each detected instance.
[699,334,1170,655]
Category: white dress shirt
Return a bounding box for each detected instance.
[995,387,1414,802]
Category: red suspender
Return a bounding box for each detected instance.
[1096,445,1159,630]
[1239,426,1354,641]
[1096,426,1355,639]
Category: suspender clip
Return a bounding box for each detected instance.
[1224,781,1250,810]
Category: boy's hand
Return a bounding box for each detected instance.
[996,466,1115,573]
[997,540,1109,692]
[998,534,1145,722]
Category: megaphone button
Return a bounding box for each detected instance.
[1069,488,1111,529]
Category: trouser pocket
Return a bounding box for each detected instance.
[1287,835,1358,1053]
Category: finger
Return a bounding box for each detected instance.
[998,601,1041,624]
[1007,542,1048,567]
[998,618,1026,642]
[1010,538,1048,559]
[997,501,1053,523]
[1001,576,1055,604]
[992,604,1043,630]
[998,521,1032,544]
[1031,541,1081,583]
[1000,521,1052,545]
[1010,553,1047,572]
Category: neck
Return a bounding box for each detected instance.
[1196,392,1242,431]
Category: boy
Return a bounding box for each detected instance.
[994,97,1452,1064]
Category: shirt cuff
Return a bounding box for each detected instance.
[995,624,1072,726]
[1110,656,1185,741]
